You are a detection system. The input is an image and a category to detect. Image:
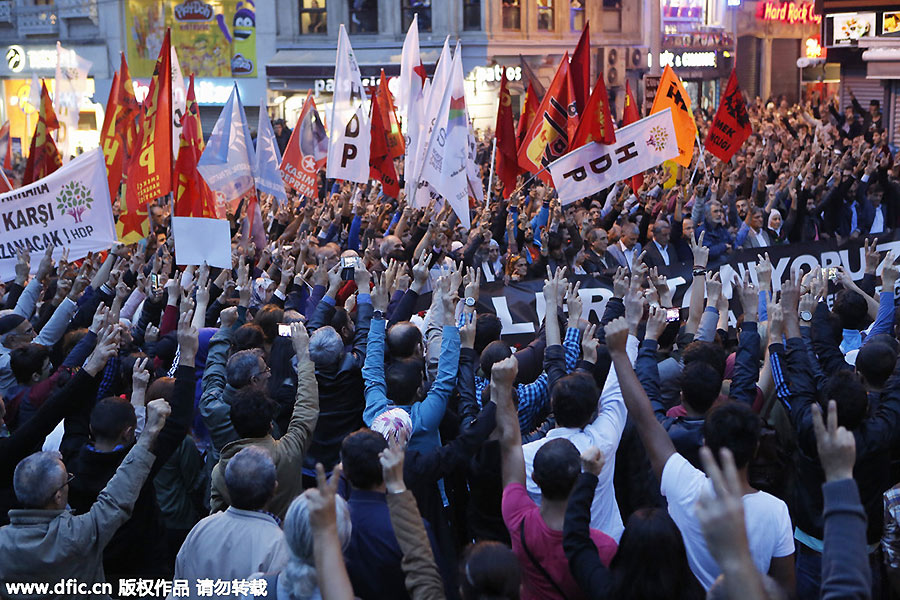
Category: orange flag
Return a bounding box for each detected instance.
[516,81,538,153]
[377,70,404,159]
[23,83,62,185]
[116,54,141,170]
[495,69,519,198]
[705,69,752,163]
[100,69,123,202]
[622,81,643,192]
[570,73,615,149]
[369,82,400,198]
[650,65,696,168]
[280,92,327,199]
[517,53,578,184]
[122,29,172,243]
[174,75,217,219]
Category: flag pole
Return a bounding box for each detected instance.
[486,137,497,203]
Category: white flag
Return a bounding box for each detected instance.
[255,100,289,205]
[0,149,115,281]
[548,109,679,206]
[28,72,40,112]
[54,42,92,163]
[400,14,426,202]
[467,119,484,203]
[171,46,187,156]
[420,47,470,228]
[409,37,452,208]
[326,24,370,184]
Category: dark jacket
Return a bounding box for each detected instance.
[642,241,679,270]
[695,221,734,262]
[777,336,900,545]
[344,489,442,600]
[0,369,101,526]
[303,297,373,472]
[65,365,194,579]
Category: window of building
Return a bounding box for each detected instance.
[502,0,521,30]
[537,0,553,30]
[299,0,326,34]
[570,0,584,31]
[463,0,481,30]
[602,0,621,32]
[348,0,378,33]
[402,0,431,32]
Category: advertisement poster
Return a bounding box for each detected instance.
[831,12,876,44]
[125,0,256,79]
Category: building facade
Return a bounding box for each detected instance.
[267,0,648,130]
[0,0,120,157]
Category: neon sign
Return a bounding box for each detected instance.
[757,1,821,25]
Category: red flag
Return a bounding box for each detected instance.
[0,170,12,193]
[570,73,616,149]
[516,82,538,153]
[570,22,591,116]
[174,75,217,219]
[280,92,327,199]
[0,121,11,172]
[705,69,752,163]
[369,83,400,198]
[116,54,141,170]
[123,29,172,243]
[495,69,519,198]
[377,71,405,159]
[100,69,123,203]
[622,81,644,192]
[517,53,578,184]
[23,83,61,185]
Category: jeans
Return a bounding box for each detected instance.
[796,545,884,600]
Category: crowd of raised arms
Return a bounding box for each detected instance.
[0,89,895,600]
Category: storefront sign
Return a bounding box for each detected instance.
[882,12,900,35]
[650,50,718,69]
[757,1,821,25]
[125,0,256,78]
[804,36,824,58]
[1,44,109,77]
[663,0,704,22]
[468,65,522,89]
[828,12,876,44]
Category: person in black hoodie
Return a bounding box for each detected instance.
[63,310,198,581]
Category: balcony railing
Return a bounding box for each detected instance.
[17,5,59,35]
[57,0,98,23]
[0,2,12,24]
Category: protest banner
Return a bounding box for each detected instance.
[0,149,115,281]
[548,109,678,205]
[410,232,900,346]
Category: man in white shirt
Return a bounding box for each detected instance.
[522,331,637,542]
[174,447,289,597]
[604,314,795,593]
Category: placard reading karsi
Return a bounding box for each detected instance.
[0,149,116,280]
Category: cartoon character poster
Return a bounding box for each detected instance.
[126,0,256,79]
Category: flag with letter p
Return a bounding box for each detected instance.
[326,24,371,183]
[650,65,696,168]
[548,109,679,205]
[705,69,752,163]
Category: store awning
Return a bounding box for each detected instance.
[266,49,405,80]
[862,47,900,79]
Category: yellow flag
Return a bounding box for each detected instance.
[661,160,679,189]
[650,65,696,168]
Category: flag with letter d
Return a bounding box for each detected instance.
[548,109,679,205]
[326,24,371,183]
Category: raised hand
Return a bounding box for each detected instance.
[459,311,476,349]
[581,323,599,364]
[706,272,723,310]
[379,436,407,494]
[603,317,630,355]
[581,446,605,477]
[864,237,880,275]
[613,267,629,299]
[755,252,773,293]
[291,320,310,360]
[177,309,199,363]
[90,303,111,334]
[132,356,150,392]
[566,281,583,328]
[811,399,856,482]
[304,463,343,531]
[371,272,389,313]
[734,270,758,322]
[490,355,518,388]
[84,325,121,377]
[140,399,172,444]
[644,304,668,342]
[691,231,709,269]
[624,288,646,335]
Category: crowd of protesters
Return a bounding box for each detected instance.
[0,88,897,600]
